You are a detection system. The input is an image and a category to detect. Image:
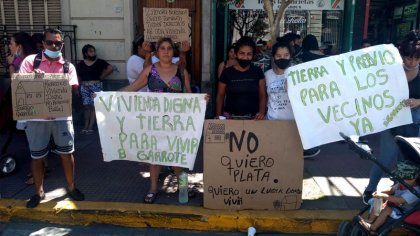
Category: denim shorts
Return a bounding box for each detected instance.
[80,81,102,105]
[25,120,75,159]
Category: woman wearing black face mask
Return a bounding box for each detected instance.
[265,40,294,120]
[216,36,267,120]
[76,44,113,134]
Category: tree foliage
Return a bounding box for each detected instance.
[230,10,268,39]
[218,0,293,43]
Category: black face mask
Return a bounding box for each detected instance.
[237,59,252,68]
[87,55,97,61]
[274,59,291,69]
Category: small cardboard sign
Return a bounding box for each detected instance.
[11,73,71,120]
[203,120,303,210]
[143,7,189,42]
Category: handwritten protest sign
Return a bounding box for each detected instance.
[204,120,303,210]
[94,92,207,170]
[11,73,71,120]
[286,44,412,149]
[143,8,189,42]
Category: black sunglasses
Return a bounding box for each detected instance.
[45,40,64,47]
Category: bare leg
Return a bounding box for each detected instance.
[149,164,162,193]
[370,206,392,231]
[87,106,96,130]
[32,158,45,195]
[83,106,90,130]
[60,153,75,191]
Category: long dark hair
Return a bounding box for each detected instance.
[234,36,256,55]
[302,34,319,51]
[12,31,37,56]
[399,33,420,59]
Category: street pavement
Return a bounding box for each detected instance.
[0,219,327,236]
[0,126,396,235]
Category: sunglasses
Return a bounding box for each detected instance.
[45,40,64,47]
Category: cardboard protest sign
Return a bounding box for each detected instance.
[203,120,303,210]
[143,8,189,42]
[286,44,412,149]
[94,92,207,170]
[11,73,72,120]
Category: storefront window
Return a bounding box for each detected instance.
[227,0,345,71]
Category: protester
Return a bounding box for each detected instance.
[296,34,325,157]
[7,32,37,77]
[217,44,237,79]
[120,37,199,204]
[298,34,326,63]
[77,44,113,134]
[19,28,84,208]
[6,32,45,185]
[31,33,44,53]
[126,34,153,92]
[264,39,294,121]
[215,36,266,120]
[359,160,420,234]
[363,34,420,204]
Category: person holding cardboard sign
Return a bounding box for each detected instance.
[216,36,267,120]
[18,28,85,208]
[120,37,198,204]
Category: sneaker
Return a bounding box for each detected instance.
[67,188,85,201]
[304,148,321,158]
[362,191,373,205]
[26,192,46,208]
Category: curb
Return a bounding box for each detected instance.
[0,199,357,234]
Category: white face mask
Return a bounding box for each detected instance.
[44,48,62,58]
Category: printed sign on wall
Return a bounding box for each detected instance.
[287,44,412,149]
[11,73,71,120]
[204,120,303,210]
[94,92,207,170]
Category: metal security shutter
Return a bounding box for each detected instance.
[0,0,61,26]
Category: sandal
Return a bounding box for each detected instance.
[144,192,158,204]
[358,216,378,235]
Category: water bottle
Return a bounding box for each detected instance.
[372,198,383,216]
[248,227,256,236]
[178,171,188,204]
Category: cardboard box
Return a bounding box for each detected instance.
[203,120,303,210]
[11,73,72,120]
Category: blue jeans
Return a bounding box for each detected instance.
[365,130,399,192]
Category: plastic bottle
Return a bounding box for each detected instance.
[248,227,256,236]
[372,198,382,216]
[178,171,188,204]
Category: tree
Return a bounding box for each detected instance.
[230,10,268,39]
[218,0,293,43]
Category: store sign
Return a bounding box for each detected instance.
[229,0,344,11]
[285,15,307,24]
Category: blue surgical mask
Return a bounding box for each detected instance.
[44,48,62,58]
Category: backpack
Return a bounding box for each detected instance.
[33,53,69,73]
